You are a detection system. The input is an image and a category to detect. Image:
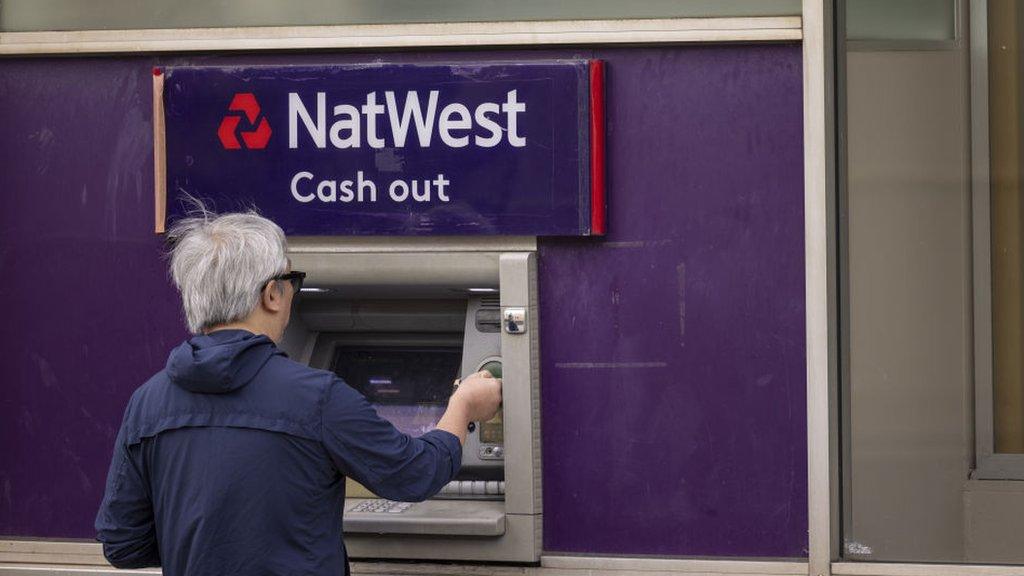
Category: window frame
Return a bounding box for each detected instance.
[970,0,1024,481]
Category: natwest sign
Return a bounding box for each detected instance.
[158,62,605,237]
[288,90,527,150]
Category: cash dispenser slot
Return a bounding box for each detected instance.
[283,248,541,562]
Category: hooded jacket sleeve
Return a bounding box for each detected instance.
[95,407,160,569]
[321,378,462,502]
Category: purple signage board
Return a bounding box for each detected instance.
[159,62,606,236]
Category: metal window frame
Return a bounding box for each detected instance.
[970,0,1024,481]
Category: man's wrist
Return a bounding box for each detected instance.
[437,396,472,445]
[449,395,473,425]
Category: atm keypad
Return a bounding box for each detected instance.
[350,500,413,514]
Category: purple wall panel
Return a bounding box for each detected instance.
[0,59,188,537]
[0,44,805,557]
[537,46,806,557]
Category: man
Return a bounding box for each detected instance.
[95,210,502,575]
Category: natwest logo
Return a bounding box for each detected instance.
[218,93,272,150]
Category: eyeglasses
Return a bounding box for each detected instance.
[264,270,306,294]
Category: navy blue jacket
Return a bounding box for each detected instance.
[95,329,461,575]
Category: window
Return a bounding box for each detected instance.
[974,0,1024,478]
[842,0,1024,564]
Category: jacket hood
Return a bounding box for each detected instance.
[166,329,281,394]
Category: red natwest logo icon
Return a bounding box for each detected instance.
[218,93,272,150]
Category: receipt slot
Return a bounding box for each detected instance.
[280,241,541,562]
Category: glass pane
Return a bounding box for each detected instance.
[843,42,971,562]
[843,0,1024,566]
[990,0,1024,455]
[846,0,956,41]
[0,0,800,33]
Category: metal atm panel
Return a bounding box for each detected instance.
[282,247,541,562]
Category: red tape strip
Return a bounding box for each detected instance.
[589,60,607,236]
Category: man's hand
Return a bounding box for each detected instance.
[436,371,502,445]
[453,371,503,422]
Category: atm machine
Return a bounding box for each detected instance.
[155,59,603,564]
[280,238,541,563]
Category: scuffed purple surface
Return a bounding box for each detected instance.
[0,59,188,538]
[538,45,806,557]
[0,45,806,557]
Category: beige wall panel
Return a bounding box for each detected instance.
[964,481,1024,562]
[845,49,970,562]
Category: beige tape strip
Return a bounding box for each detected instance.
[152,69,167,234]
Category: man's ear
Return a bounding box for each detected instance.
[261,281,286,313]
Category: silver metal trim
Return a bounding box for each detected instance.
[834,0,855,565]
[832,561,1024,575]
[0,539,814,575]
[287,236,536,254]
[804,1,840,575]
[498,253,541,521]
[288,251,499,292]
[0,17,802,55]
[970,0,995,479]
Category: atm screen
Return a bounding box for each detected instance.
[331,346,461,437]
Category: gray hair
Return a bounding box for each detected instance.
[167,207,289,334]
